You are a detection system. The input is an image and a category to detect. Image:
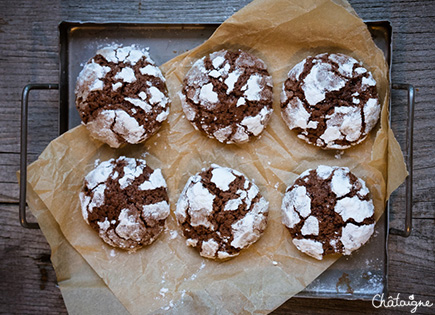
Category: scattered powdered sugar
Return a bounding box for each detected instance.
[169,230,178,240]
[335,150,344,159]
[159,287,169,296]
[110,249,116,257]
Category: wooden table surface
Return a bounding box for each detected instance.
[0,0,434,314]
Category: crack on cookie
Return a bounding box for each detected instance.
[76,46,169,147]
[181,49,273,144]
[177,165,268,258]
[281,53,380,149]
[81,157,169,250]
[282,166,375,257]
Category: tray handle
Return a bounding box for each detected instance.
[20,83,59,229]
[389,83,415,237]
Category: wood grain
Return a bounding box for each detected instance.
[0,0,433,313]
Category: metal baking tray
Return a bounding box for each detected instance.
[20,21,414,301]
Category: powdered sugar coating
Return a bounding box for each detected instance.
[180,49,273,144]
[75,45,170,148]
[281,53,381,149]
[281,165,375,260]
[80,156,170,251]
[175,164,269,259]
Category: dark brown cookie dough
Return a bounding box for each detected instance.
[280,53,381,149]
[79,156,170,251]
[75,45,170,148]
[175,164,269,259]
[180,49,273,144]
[281,165,375,260]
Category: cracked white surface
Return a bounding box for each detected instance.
[76,45,169,148]
[181,49,273,144]
[80,157,169,251]
[281,53,381,149]
[281,165,375,260]
[176,164,269,259]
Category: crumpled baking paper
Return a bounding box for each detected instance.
[25,0,407,313]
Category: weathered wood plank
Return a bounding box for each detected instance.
[0,204,67,314]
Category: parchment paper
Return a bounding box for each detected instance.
[26,0,408,313]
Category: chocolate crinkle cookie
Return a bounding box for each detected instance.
[79,156,170,251]
[180,49,274,144]
[75,45,170,148]
[280,53,381,149]
[175,164,269,259]
[281,165,375,260]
